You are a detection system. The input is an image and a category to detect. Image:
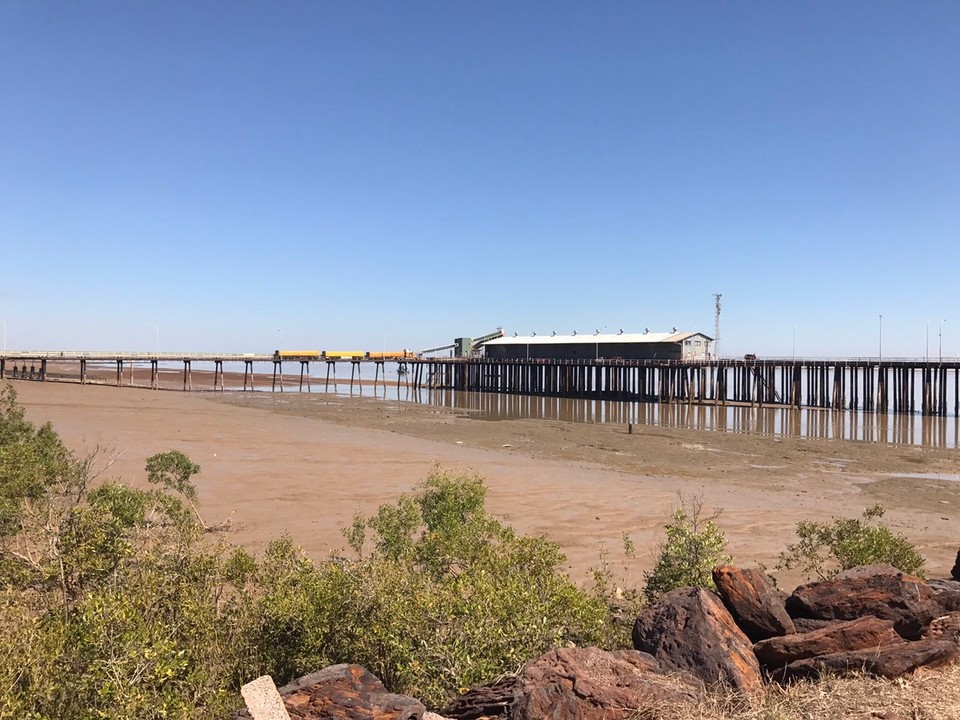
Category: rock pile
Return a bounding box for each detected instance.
[630,563,959,691]
[235,563,960,720]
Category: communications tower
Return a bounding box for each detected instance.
[714,293,722,359]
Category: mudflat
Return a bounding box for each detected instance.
[10,379,959,586]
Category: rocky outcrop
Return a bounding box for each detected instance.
[441,647,697,720]
[774,639,960,682]
[712,565,795,642]
[633,586,763,692]
[753,616,902,668]
[952,549,960,581]
[235,664,426,720]
[785,569,939,640]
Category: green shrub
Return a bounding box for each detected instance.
[0,384,247,719]
[246,467,614,707]
[0,384,625,714]
[643,495,731,602]
[777,504,925,581]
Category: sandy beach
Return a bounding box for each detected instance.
[9,378,959,587]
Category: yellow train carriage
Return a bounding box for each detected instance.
[366,350,415,360]
[322,350,366,360]
[273,350,322,360]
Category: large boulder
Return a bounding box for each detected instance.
[753,616,902,668]
[236,664,426,720]
[785,567,939,640]
[774,639,960,682]
[514,647,695,720]
[633,586,763,692]
[712,565,795,642]
[441,647,697,720]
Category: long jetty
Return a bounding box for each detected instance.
[407,357,960,417]
[0,351,398,393]
[3,352,960,417]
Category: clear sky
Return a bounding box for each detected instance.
[2,2,957,359]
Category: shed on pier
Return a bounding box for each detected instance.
[482,330,713,361]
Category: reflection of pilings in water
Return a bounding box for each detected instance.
[408,388,956,448]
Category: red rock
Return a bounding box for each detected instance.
[712,565,795,642]
[785,569,939,640]
[753,616,902,668]
[633,586,763,692]
[441,647,696,720]
[514,647,695,720]
[775,639,960,682]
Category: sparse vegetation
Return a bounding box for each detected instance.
[0,385,621,716]
[643,494,731,602]
[777,504,926,581]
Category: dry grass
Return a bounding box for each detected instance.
[647,663,960,720]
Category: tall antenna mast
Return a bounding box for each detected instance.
[714,292,722,358]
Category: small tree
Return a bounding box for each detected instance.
[777,504,925,581]
[145,450,207,529]
[643,495,730,602]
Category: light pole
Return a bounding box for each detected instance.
[2,320,5,353]
[155,326,159,356]
[879,314,883,362]
[926,320,929,362]
[940,319,946,362]
[792,323,797,362]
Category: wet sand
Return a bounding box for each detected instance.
[9,379,959,587]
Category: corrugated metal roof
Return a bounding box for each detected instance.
[484,331,712,346]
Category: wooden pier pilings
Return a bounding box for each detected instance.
[407,358,960,417]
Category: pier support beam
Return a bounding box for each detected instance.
[272,361,283,392]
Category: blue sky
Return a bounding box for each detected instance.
[2,1,957,358]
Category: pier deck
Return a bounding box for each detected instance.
[3,353,959,417]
